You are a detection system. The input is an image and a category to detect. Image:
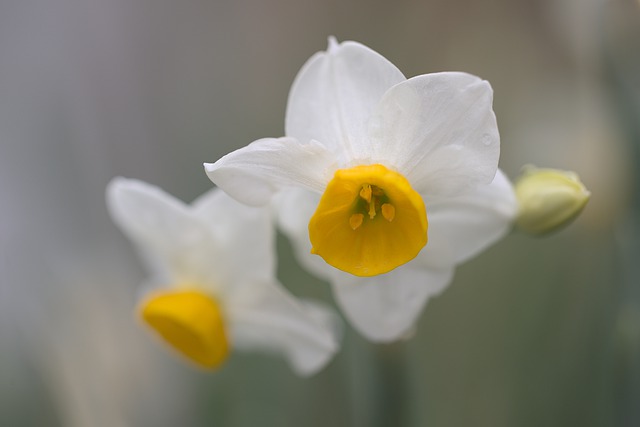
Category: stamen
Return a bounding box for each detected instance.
[381,203,395,222]
[359,184,372,203]
[349,213,364,230]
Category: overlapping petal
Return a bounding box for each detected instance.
[227,280,339,376]
[426,169,517,264]
[106,178,222,286]
[286,38,405,159]
[191,188,276,292]
[330,264,454,342]
[368,72,499,196]
[273,188,330,281]
[107,178,199,252]
[204,137,334,206]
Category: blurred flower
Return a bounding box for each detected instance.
[205,38,517,341]
[205,38,501,277]
[515,166,590,235]
[106,178,339,376]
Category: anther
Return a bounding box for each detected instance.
[359,184,372,203]
[349,213,364,230]
[381,203,395,222]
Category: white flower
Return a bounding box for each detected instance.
[106,178,339,375]
[204,38,518,341]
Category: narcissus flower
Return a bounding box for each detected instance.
[205,38,518,341]
[106,178,338,375]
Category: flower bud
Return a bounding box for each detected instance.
[515,166,590,235]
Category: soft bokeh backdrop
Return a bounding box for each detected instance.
[1,0,638,426]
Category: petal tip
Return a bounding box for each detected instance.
[106,176,144,206]
[327,36,339,52]
[106,175,129,192]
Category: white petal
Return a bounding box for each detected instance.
[272,188,332,281]
[427,169,517,264]
[226,280,339,376]
[106,177,214,283]
[369,72,499,196]
[204,137,334,206]
[331,264,454,343]
[286,38,405,161]
[191,188,276,290]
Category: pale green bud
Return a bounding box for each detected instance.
[515,166,590,235]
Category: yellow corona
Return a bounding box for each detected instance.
[309,164,428,276]
[140,289,229,369]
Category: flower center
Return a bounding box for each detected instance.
[139,288,229,369]
[309,164,428,276]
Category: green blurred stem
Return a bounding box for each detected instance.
[371,342,410,427]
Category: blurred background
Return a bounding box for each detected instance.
[1,0,638,426]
